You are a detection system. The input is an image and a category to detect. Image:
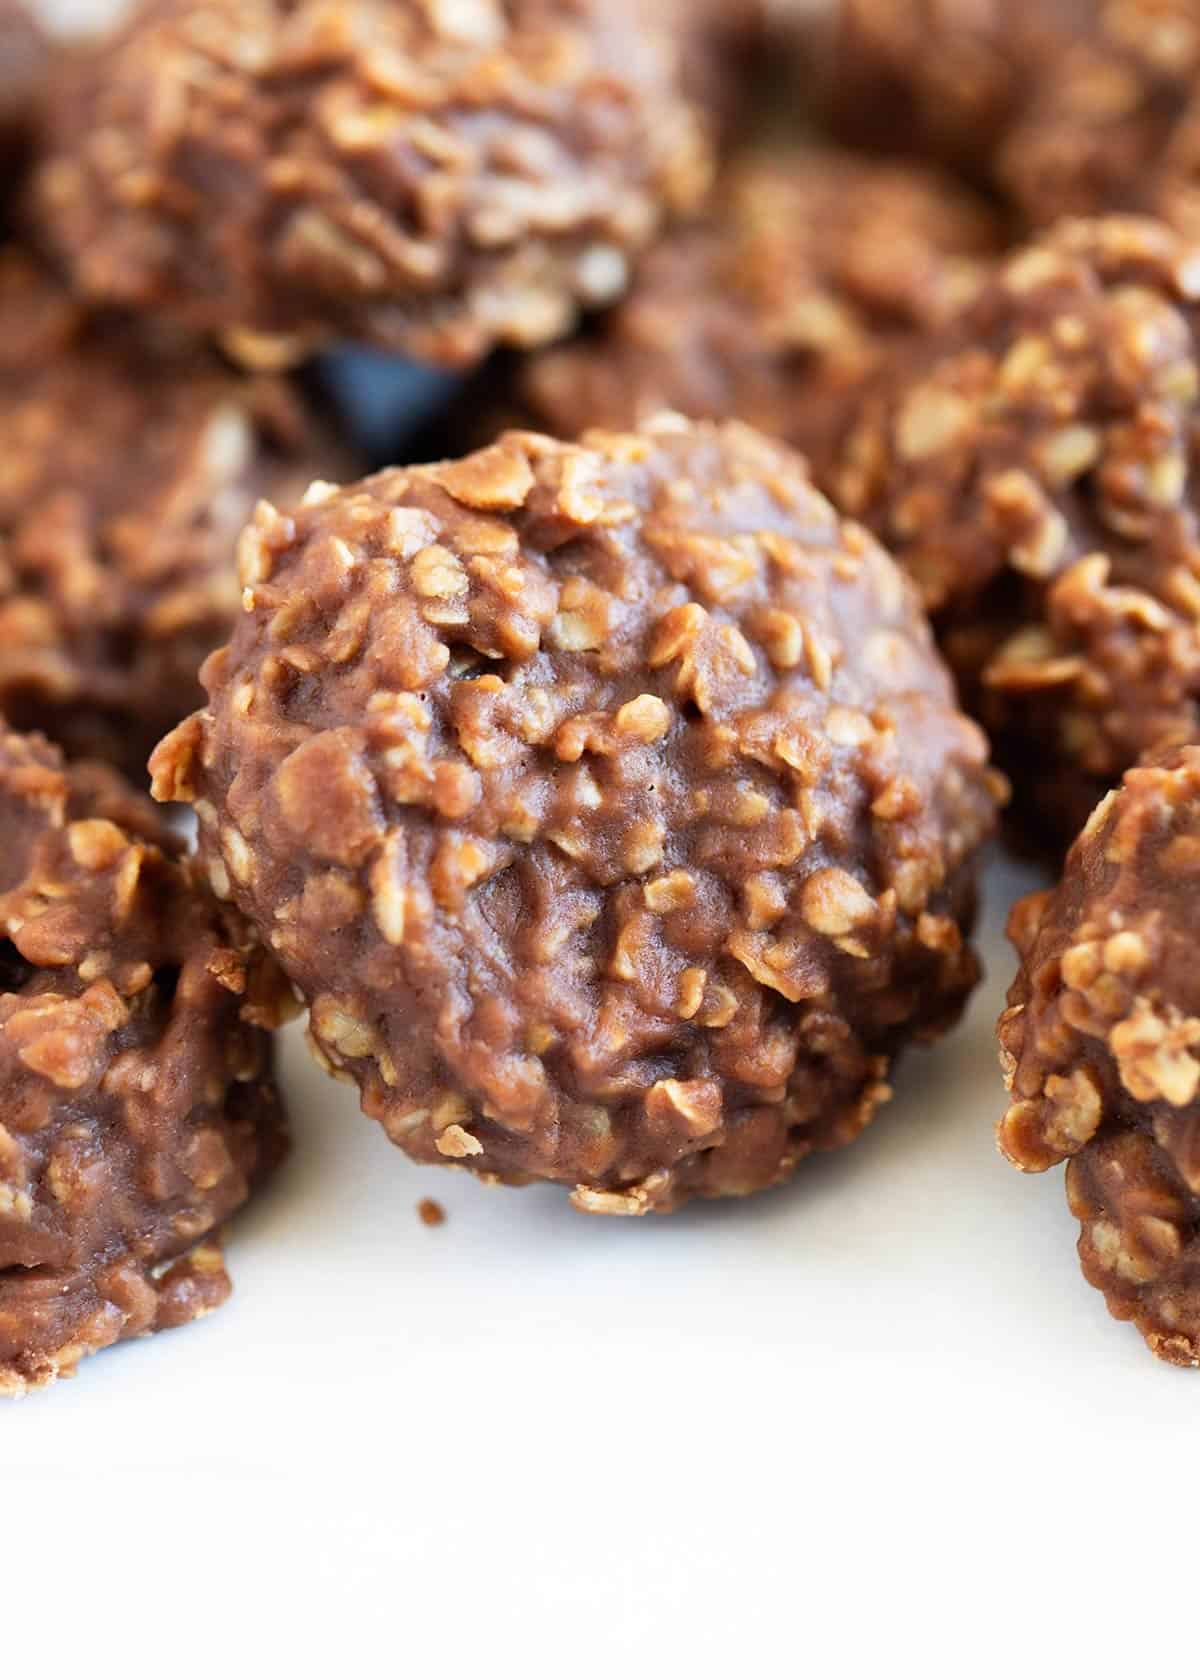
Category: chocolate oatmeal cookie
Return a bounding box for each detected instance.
[0,252,349,778]
[516,147,1000,479]
[823,0,1200,237]
[999,1,1200,230]
[0,728,292,1395]
[34,0,713,370]
[662,0,766,133]
[0,0,45,207]
[817,0,1090,181]
[832,216,1200,852]
[152,416,1002,1215]
[999,744,1200,1367]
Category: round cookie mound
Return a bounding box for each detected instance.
[33,0,713,370]
[833,215,1200,852]
[999,0,1200,230]
[519,147,999,479]
[660,0,767,134]
[152,416,1001,1215]
[0,728,292,1395]
[999,744,1200,1367]
[818,0,1087,180]
[0,252,346,777]
[0,0,45,190]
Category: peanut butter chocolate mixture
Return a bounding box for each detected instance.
[0,728,292,1396]
[0,252,349,777]
[152,416,1001,1214]
[34,0,714,370]
[515,147,1000,480]
[1000,745,1200,1367]
[832,216,1200,852]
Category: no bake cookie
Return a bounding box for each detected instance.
[818,0,1087,180]
[0,0,46,211]
[34,0,714,369]
[0,728,291,1395]
[152,415,1002,1214]
[1000,1,1200,230]
[1000,744,1200,1366]
[516,147,1000,479]
[832,216,1200,851]
[0,252,348,776]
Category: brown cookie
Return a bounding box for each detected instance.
[1000,1,1200,229]
[0,251,351,778]
[817,0,1089,181]
[33,0,714,370]
[1000,744,1200,1367]
[0,727,294,1395]
[516,146,1000,481]
[152,415,1002,1215]
[831,216,1200,852]
[0,0,46,212]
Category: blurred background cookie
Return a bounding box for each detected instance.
[1000,744,1200,1367]
[33,0,716,369]
[831,216,1200,854]
[0,250,355,777]
[510,145,1001,481]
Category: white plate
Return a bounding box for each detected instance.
[12,4,1195,1666]
[6,848,1195,1673]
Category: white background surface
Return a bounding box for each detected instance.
[12,3,1196,1673]
[7,851,1197,1675]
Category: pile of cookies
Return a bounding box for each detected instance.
[4,0,1200,1389]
